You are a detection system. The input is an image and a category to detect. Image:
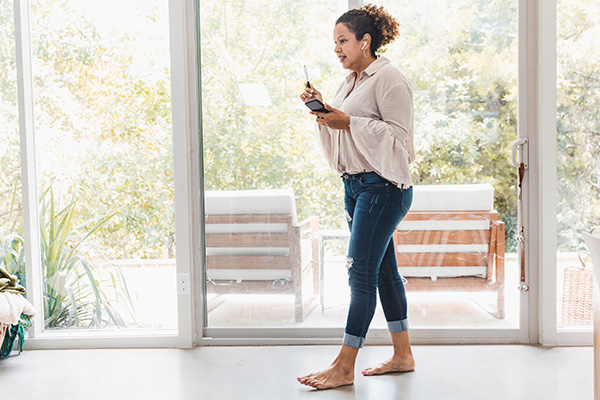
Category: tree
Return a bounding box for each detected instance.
[29,0,176,258]
[202,0,521,249]
[3,0,598,259]
[200,0,349,227]
[382,0,519,249]
[556,0,600,251]
[0,1,22,233]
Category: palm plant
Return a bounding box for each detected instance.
[0,228,24,276]
[39,187,135,329]
[0,183,25,285]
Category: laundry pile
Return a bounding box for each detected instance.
[0,265,36,359]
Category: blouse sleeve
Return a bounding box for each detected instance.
[315,124,335,165]
[312,80,346,170]
[348,80,413,164]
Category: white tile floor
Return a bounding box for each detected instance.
[0,344,592,400]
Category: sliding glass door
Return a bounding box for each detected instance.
[199,0,348,329]
[5,0,195,347]
[371,0,520,331]
[0,0,25,293]
[555,0,599,334]
[199,0,528,342]
[28,0,178,332]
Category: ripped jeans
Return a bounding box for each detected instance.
[341,172,413,348]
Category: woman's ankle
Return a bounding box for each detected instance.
[331,345,360,372]
[390,331,413,358]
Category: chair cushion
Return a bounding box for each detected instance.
[410,183,494,211]
[205,189,298,224]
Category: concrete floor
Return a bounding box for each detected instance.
[0,345,592,400]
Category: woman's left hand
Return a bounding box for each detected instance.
[310,103,351,131]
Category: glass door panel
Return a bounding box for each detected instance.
[556,0,600,331]
[0,0,26,291]
[200,0,348,328]
[350,0,520,329]
[201,0,520,331]
[30,0,177,331]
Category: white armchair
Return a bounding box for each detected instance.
[204,189,319,322]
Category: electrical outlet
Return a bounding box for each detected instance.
[177,273,191,296]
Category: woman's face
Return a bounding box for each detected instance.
[333,23,366,71]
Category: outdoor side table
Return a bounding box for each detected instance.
[314,229,350,313]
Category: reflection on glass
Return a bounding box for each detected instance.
[202,0,519,329]
[30,0,176,330]
[556,0,599,330]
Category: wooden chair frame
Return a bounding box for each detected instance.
[205,213,319,322]
[393,210,506,319]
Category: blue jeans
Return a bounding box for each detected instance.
[341,172,413,348]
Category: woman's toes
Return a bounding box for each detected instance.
[298,376,315,388]
[299,373,320,387]
[361,366,379,376]
[362,358,415,376]
[305,379,318,388]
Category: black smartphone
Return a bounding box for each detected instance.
[304,98,330,113]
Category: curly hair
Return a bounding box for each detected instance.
[336,4,400,58]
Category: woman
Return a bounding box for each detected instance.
[297,4,416,390]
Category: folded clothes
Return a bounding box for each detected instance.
[0,292,36,325]
[0,265,25,295]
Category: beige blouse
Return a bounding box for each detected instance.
[317,56,415,188]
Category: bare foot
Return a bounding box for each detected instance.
[361,355,415,376]
[297,364,355,390]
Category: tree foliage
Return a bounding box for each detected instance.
[200,0,347,228]
[0,1,21,234]
[556,0,600,250]
[380,0,519,249]
[200,0,521,248]
[28,0,175,259]
[1,0,599,259]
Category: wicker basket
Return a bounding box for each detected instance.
[560,251,593,326]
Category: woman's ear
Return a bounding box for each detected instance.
[361,33,372,47]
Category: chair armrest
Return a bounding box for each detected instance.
[296,216,320,233]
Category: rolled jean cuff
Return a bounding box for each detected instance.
[388,319,409,333]
[343,332,365,349]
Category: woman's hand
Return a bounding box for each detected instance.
[311,103,351,131]
[299,84,323,103]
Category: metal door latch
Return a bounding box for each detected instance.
[517,284,529,292]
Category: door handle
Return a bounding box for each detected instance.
[511,138,528,169]
[512,138,528,292]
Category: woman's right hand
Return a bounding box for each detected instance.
[299,84,323,104]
